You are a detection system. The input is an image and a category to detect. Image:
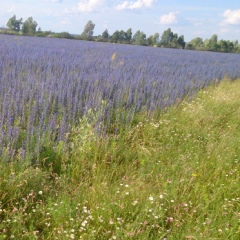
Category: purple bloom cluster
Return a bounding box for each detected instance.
[1,35,240,160]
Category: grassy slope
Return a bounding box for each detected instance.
[0,79,240,239]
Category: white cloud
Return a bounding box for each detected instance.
[223,9,240,25]
[159,12,178,25]
[116,0,155,10]
[78,0,104,12]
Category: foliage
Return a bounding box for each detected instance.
[204,34,218,51]
[133,30,147,45]
[81,20,95,40]
[6,15,23,32]
[22,17,38,35]
[3,14,240,53]
[125,28,133,43]
[1,79,240,239]
[54,32,73,39]
[111,30,120,43]
[160,28,186,49]
[177,35,185,49]
[147,33,160,46]
[160,28,173,47]
[110,28,132,44]
[187,35,239,53]
[186,37,204,50]
[102,29,109,40]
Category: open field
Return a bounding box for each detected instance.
[0,35,240,239]
[1,35,240,161]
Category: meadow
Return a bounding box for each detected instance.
[0,35,240,239]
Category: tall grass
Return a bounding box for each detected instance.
[1,79,239,239]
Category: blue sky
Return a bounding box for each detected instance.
[1,0,240,41]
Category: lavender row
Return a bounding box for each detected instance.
[1,35,240,160]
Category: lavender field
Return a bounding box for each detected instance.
[1,34,240,239]
[1,34,240,161]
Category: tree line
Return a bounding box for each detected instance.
[1,15,240,53]
[5,15,39,35]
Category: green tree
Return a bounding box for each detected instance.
[81,20,95,40]
[125,28,132,43]
[187,37,203,50]
[152,32,160,45]
[55,32,73,39]
[119,30,126,42]
[111,30,120,43]
[160,28,173,47]
[22,17,38,35]
[233,40,238,48]
[218,40,229,52]
[110,29,131,43]
[6,15,22,32]
[204,34,218,51]
[37,27,42,33]
[147,35,153,46]
[133,30,146,45]
[147,33,159,46]
[227,40,234,52]
[177,35,185,49]
[102,29,109,40]
[233,40,239,52]
[170,33,178,48]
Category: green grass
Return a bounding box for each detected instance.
[0,78,240,239]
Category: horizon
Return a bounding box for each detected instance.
[1,0,240,42]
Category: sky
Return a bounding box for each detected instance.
[1,0,240,42]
